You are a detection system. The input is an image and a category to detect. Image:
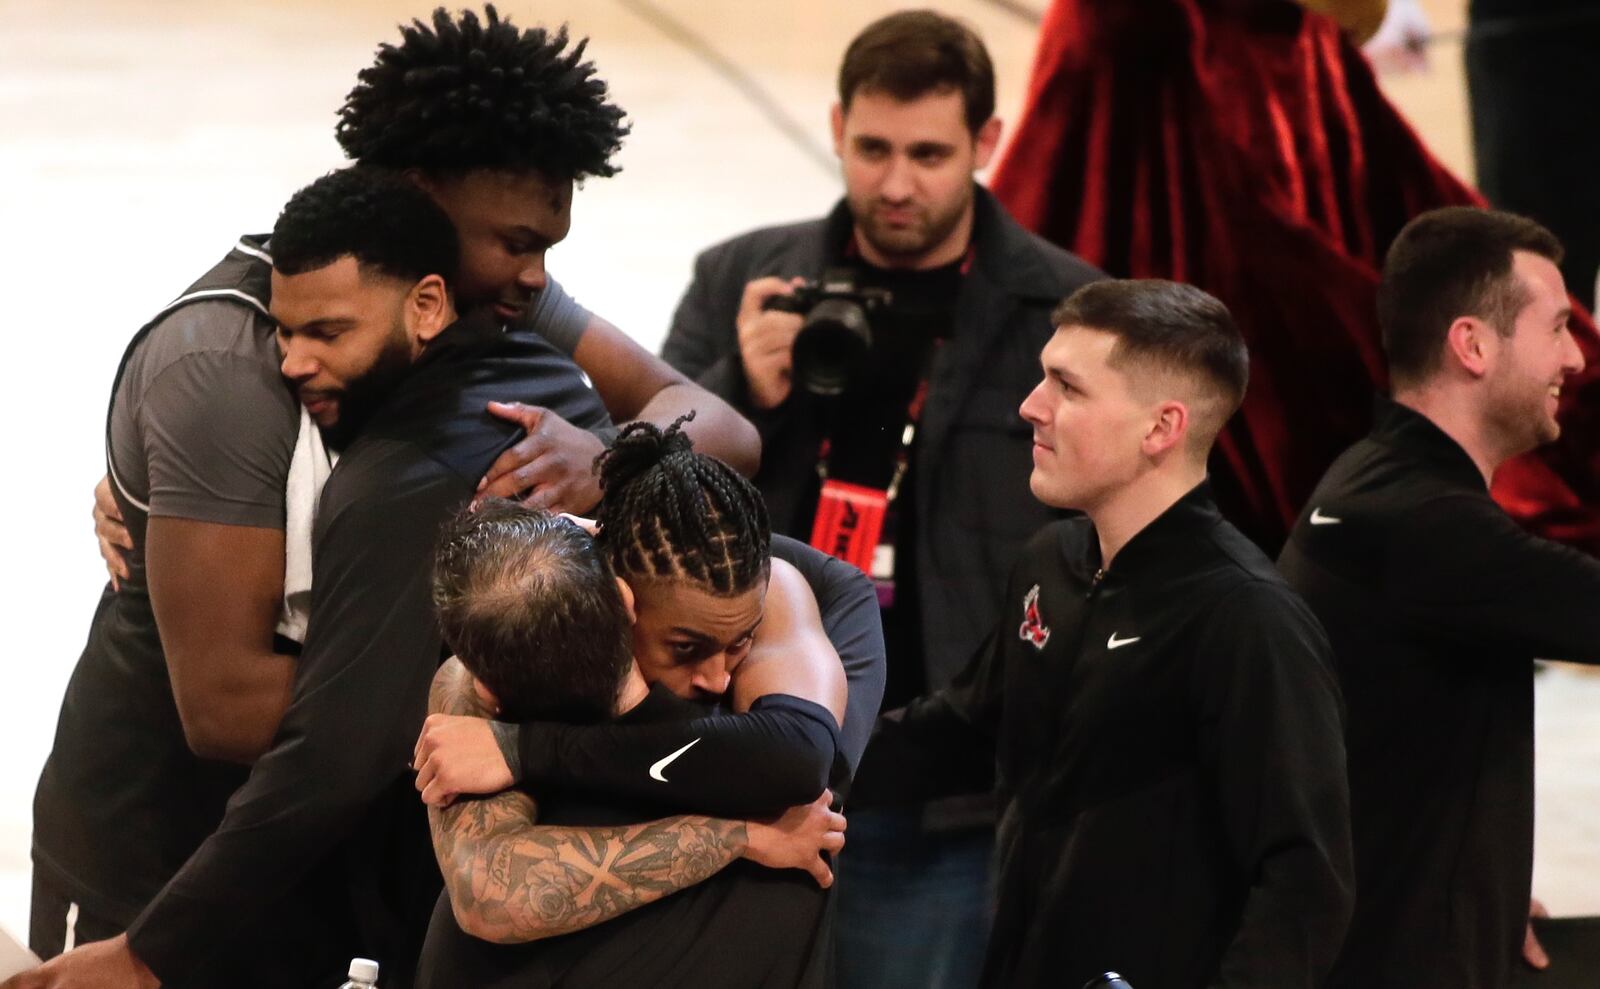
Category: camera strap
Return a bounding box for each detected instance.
[807,237,972,603]
[808,373,932,605]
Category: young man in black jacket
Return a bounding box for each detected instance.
[658,12,1102,984]
[851,279,1354,988]
[1278,206,1599,989]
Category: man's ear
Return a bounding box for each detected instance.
[616,576,637,625]
[471,677,502,717]
[1141,399,1190,459]
[974,116,1003,171]
[408,274,451,345]
[403,168,434,194]
[1444,316,1495,379]
[830,102,846,158]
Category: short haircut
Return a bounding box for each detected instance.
[838,10,995,132]
[271,168,459,286]
[433,501,632,723]
[1052,280,1249,449]
[336,5,628,182]
[1379,206,1564,388]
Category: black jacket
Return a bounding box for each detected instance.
[1278,397,1600,989]
[852,484,1355,988]
[661,187,1102,694]
[125,312,613,988]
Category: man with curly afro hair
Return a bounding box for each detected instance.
[330,7,758,497]
[28,8,755,989]
[333,5,755,494]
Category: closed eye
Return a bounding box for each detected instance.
[276,324,338,343]
[669,640,704,659]
[502,236,545,256]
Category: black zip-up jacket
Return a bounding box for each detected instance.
[851,483,1354,988]
[1278,396,1600,989]
[124,312,613,988]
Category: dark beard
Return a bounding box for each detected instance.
[855,190,970,262]
[320,339,415,451]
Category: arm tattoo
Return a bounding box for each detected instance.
[426,661,749,944]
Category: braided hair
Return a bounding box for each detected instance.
[594,414,771,595]
[336,5,629,182]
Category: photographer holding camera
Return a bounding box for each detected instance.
[661,11,1100,987]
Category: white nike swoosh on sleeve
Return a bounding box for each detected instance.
[649,737,702,783]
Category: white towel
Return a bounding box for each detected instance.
[276,404,335,644]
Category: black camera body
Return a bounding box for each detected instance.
[762,267,892,396]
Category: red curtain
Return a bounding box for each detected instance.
[992,0,1600,551]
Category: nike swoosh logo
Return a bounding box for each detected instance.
[1107,633,1141,650]
[1309,507,1342,526]
[648,737,701,783]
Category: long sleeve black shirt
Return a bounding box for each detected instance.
[415,535,883,989]
[509,535,886,817]
[1278,396,1600,989]
[851,483,1354,988]
[417,540,883,989]
[124,313,613,987]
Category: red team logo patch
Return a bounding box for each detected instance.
[1018,584,1050,649]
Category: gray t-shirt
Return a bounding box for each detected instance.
[107,298,299,588]
[516,276,590,355]
[106,273,594,590]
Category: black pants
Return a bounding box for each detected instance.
[1468,6,1600,305]
[28,871,121,961]
[28,868,355,988]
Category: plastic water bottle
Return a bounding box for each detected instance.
[339,958,379,988]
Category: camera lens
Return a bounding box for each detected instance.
[793,298,873,396]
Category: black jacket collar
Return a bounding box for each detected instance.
[417,308,504,363]
[1369,394,1487,492]
[1074,480,1225,581]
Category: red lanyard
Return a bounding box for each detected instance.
[816,365,934,506]
[812,237,972,501]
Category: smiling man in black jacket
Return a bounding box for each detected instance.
[1278,206,1599,989]
[851,279,1354,988]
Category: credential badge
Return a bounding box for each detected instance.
[1019,584,1051,650]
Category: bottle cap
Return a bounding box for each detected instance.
[348,958,379,983]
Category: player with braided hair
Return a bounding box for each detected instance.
[418,416,887,809]
[591,416,793,703]
[594,416,771,598]
[412,425,888,984]
[39,9,755,986]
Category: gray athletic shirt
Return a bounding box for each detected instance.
[107,271,592,587]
